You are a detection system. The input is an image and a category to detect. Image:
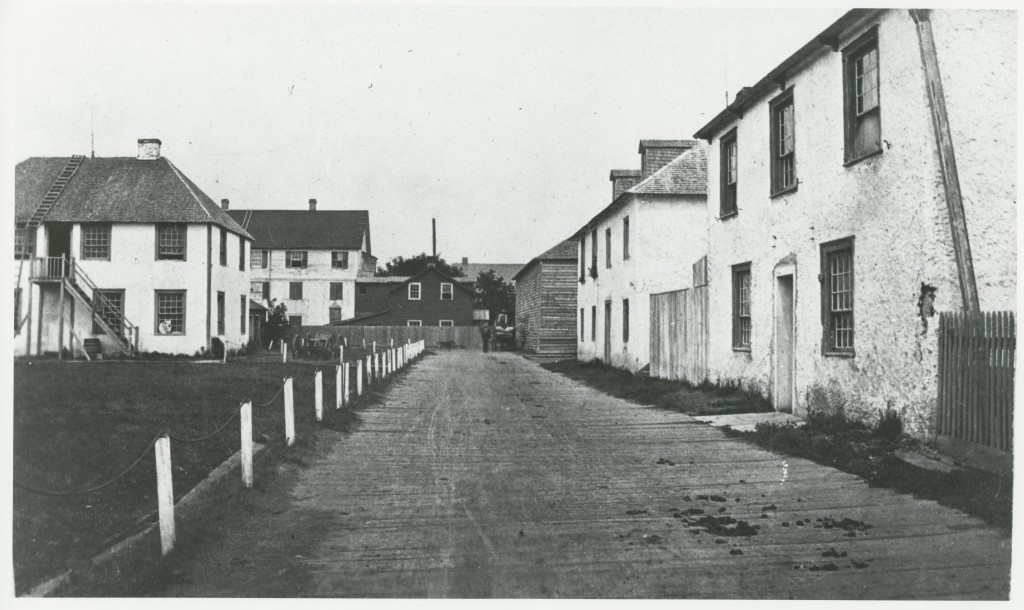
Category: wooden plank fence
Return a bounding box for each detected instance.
[937,311,1015,453]
[649,285,708,384]
[298,325,483,350]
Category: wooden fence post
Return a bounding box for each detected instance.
[339,344,344,364]
[343,364,350,405]
[356,359,364,396]
[335,365,343,409]
[314,370,323,422]
[284,377,295,447]
[240,401,253,488]
[282,341,288,364]
[155,435,175,556]
[367,354,373,385]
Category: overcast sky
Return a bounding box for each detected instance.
[11,2,851,265]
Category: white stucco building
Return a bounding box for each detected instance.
[693,9,1016,436]
[14,139,253,357]
[575,140,708,372]
[228,203,371,327]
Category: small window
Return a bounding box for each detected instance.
[81,224,111,260]
[408,283,421,300]
[285,250,308,268]
[440,283,453,300]
[239,237,246,271]
[329,304,343,324]
[591,305,596,341]
[407,320,422,327]
[289,281,303,300]
[844,29,881,163]
[262,282,270,301]
[330,282,344,300]
[250,281,263,298]
[720,129,738,217]
[156,224,187,260]
[770,89,797,195]
[331,251,349,269]
[155,290,186,335]
[580,307,585,340]
[219,229,227,266]
[821,237,855,356]
[439,320,454,328]
[605,228,612,269]
[622,298,630,343]
[240,295,247,334]
[93,289,124,334]
[217,291,225,335]
[14,225,35,260]
[732,263,752,349]
[250,249,268,269]
[623,216,630,260]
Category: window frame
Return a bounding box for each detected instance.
[622,216,630,260]
[329,282,344,300]
[408,283,421,300]
[820,236,856,357]
[843,27,882,165]
[331,251,349,269]
[731,263,752,351]
[407,320,422,327]
[154,289,186,335]
[92,288,125,335]
[217,291,225,335]
[239,236,246,271]
[769,88,797,197]
[285,250,308,269]
[720,128,738,218]
[439,320,454,328]
[219,228,228,266]
[14,225,35,260]
[622,298,630,343]
[250,249,268,269]
[289,281,303,300]
[155,224,187,261]
[440,282,453,300]
[80,223,112,260]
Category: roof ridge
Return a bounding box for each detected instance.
[627,144,706,194]
[164,158,214,221]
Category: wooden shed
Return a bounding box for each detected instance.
[513,239,579,357]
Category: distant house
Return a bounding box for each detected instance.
[574,140,708,371]
[513,239,578,357]
[228,201,371,327]
[692,9,1015,436]
[340,262,475,327]
[14,138,253,357]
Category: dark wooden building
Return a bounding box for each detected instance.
[340,265,475,327]
[513,239,578,357]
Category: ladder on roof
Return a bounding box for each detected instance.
[241,209,253,230]
[16,155,87,292]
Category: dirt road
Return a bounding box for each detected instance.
[165,351,1010,598]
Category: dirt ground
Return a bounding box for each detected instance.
[155,350,1010,599]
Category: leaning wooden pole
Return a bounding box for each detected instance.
[910,9,980,315]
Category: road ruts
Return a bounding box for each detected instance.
[165,350,1011,599]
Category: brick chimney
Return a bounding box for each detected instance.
[309,198,317,212]
[638,140,697,179]
[609,170,642,200]
[137,138,162,160]
[220,198,229,211]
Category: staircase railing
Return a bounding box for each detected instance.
[68,258,140,354]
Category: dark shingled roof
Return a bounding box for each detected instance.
[638,139,699,152]
[454,263,524,283]
[15,156,250,238]
[513,238,579,281]
[227,209,370,251]
[629,145,707,196]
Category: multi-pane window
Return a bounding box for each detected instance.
[605,228,612,268]
[93,289,124,334]
[623,216,630,260]
[289,281,303,300]
[720,130,738,216]
[240,295,247,334]
[580,308,585,340]
[770,90,796,194]
[408,320,422,327]
[591,305,596,341]
[285,250,308,268]
[239,237,246,271]
[249,281,270,300]
[622,299,630,343]
[81,224,111,260]
[590,229,597,277]
[219,229,227,266]
[14,225,35,259]
[155,290,185,334]
[250,249,268,269]
[822,238,855,355]
[331,251,349,269]
[732,263,752,349]
[439,320,454,328]
[408,283,421,300]
[330,282,344,300]
[217,291,225,335]
[156,224,187,260]
[844,30,881,163]
[440,283,453,300]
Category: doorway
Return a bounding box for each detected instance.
[774,273,795,412]
[603,300,612,363]
[47,223,72,260]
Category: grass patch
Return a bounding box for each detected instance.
[541,358,772,416]
[12,353,408,594]
[725,412,1012,531]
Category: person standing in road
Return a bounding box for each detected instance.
[480,322,491,353]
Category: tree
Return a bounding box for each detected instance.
[474,270,515,322]
[264,300,290,348]
[376,253,464,277]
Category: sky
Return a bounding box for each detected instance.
[9,1,851,265]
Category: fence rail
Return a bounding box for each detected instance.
[937,311,1015,453]
[298,325,483,350]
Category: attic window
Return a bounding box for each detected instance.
[156,224,187,260]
